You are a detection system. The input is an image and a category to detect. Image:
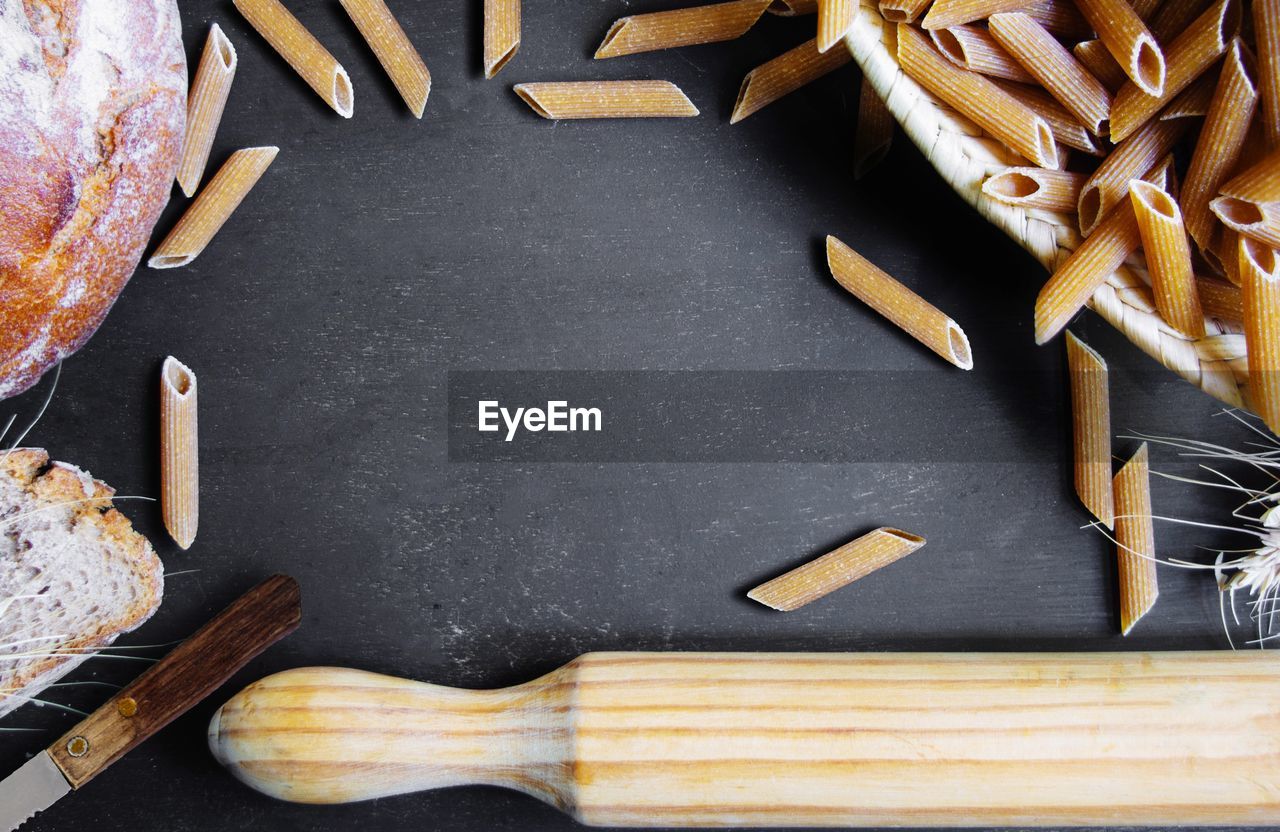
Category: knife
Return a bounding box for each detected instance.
[0,574,301,831]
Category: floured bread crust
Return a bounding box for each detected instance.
[0,0,187,400]
[0,448,163,719]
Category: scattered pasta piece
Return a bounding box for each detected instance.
[898,24,1058,168]
[1257,0,1280,149]
[1113,443,1158,635]
[149,147,279,269]
[1073,39,1128,93]
[178,24,237,198]
[1241,238,1280,433]
[1072,0,1165,96]
[1130,180,1205,338]
[1066,332,1115,529]
[748,528,926,611]
[515,81,699,119]
[1212,148,1280,248]
[234,0,353,117]
[982,167,1085,211]
[731,37,852,123]
[483,0,520,78]
[1078,118,1189,235]
[826,235,974,369]
[998,81,1107,155]
[922,0,1024,30]
[594,0,771,59]
[818,0,858,52]
[854,77,895,177]
[1198,276,1244,324]
[880,0,932,23]
[340,0,431,118]
[931,24,1037,84]
[160,357,199,551]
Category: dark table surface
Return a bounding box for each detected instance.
[5,1,1270,830]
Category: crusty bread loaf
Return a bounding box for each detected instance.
[0,448,163,719]
[0,0,187,400]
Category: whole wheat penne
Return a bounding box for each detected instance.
[1214,228,1244,284]
[1130,180,1206,337]
[1073,0,1166,96]
[747,527,926,611]
[1198,275,1244,321]
[1257,0,1280,149]
[1214,198,1280,248]
[854,77,895,178]
[1217,146,1280,203]
[1181,39,1258,250]
[160,356,198,551]
[1130,0,1162,20]
[1113,443,1158,635]
[233,0,353,117]
[1036,199,1142,342]
[983,167,1086,210]
[922,0,1026,29]
[930,25,1037,83]
[483,0,519,78]
[1157,69,1216,119]
[1109,0,1240,141]
[177,25,237,198]
[1023,0,1096,37]
[989,13,1113,135]
[818,0,858,52]
[769,0,819,13]
[1241,238,1280,433]
[899,24,1058,167]
[595,0,771,59]
[339,0,430,118]
[515,81,699,119]
[826,235,974,368]
[731,37,852,123]
[1146,152,1178,196]
[149,147,278,269]
[999,81,1108,155]
[1074,39,1130,93]
[1066,332,1115,529]
[880,0,932,23]
[1149,0,1211,42]
[1078,117,1189,234]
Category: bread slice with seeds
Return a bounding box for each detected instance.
[0,448,163,719]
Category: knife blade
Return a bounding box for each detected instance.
[0,574,301,831]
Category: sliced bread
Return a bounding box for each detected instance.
[0,448,163,719]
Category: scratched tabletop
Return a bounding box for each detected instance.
[5,1,1264,831]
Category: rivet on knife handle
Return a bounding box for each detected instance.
[47,574,302,789]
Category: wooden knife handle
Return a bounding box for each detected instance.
[209,650,1280,827]
[49,574,302,788]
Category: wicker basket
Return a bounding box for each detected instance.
[843,4,1251,411]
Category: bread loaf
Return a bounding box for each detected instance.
[0,0,187,400]
[0,448,163,719]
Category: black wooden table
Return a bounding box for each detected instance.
[6,1,1261,830]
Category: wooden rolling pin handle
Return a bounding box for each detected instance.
[209,651,1280,827]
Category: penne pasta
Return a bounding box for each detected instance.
[921,0,1026,30]
[1130,0,1162,20]
[177,25,237,198]
[1258,0,1280,149]
[826,234,974,369]
[989,13,1113,135]
[998,81,1108,155]
[854,77,895,178]
[1146,152,1178,196]
[149,147,279,269]
[1198,275,1244,321]
[1158,69,1216,119]
[1149,0,1211,42]
[233,0,353,117]
[983,167,1086,210]
[769,0,819,13]
[595,0,771,59]
[731,36,852,123]
[1240,238,1280,434]
[818,0,858,52]
[515,81,699,119]
[1181,39,1258,250]
[1073,0,1166,96]
[1073,39,1130,93]
[160,357,198,551]
[339,0,431,118]
[898,24,1058,168]
[1022,0,1095,38]
[1216,146,1280,203]
[1066,332,1115,530]
[1109,0,1241,141]
[1036,198,1142,343]
[1130,180,1206,337]
[1078,117,1188,234]
[483,0,520,78]
[1213,228,1244,285]
[879,0,932,23]
[1212,148,1280,247]
[747,528,926,611]
[930,25,1037,84]
[1113,443,1158,635]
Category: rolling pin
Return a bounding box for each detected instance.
[209,651,1280,826]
